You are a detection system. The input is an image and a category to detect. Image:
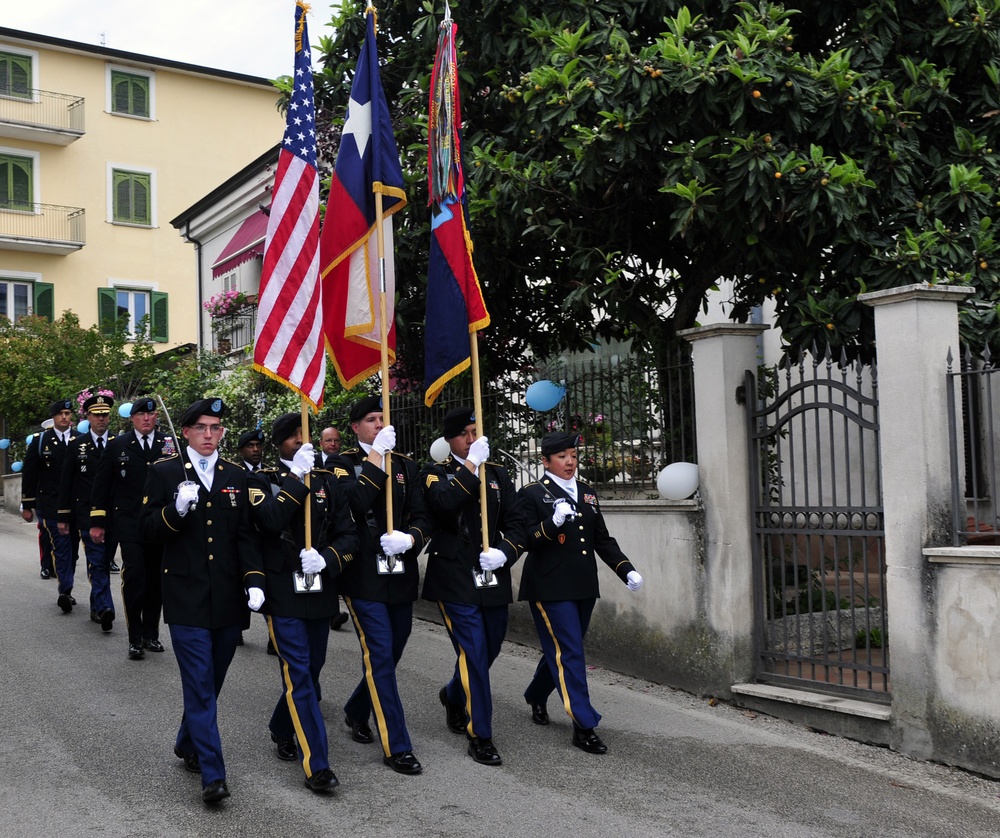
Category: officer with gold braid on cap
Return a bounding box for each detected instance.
[517,431,644,756]
[247,412,357,793]
[140,397,265,805]
[420,406,527,767]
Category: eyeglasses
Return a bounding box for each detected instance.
[191,424,225,435]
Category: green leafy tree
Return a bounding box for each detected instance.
[312,0,1000,371]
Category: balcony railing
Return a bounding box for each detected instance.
[0,202,86,254]
[211,305,257,354]
[0,89,85,143]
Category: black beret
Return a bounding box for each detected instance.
[49,399,72,417]
[180,397,226,427]
[541,431,582,457]
[270,412,301,445]
[238,428,265,448]
[130,398,158,416]
[83,394,113,414]
[442,406,476,439]
[349,395,383,424]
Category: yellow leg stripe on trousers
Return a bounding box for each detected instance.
[535,602,577,726]
[437,602,474,737]
[344,597,393,756]
[266,616,313,777]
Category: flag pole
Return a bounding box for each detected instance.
[470,330,492,583]
[300,397,313,551]
[375,190,395,533]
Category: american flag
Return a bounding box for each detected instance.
[253,0,325,408]
[320,8,406,389]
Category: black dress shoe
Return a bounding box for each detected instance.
[174,746,201,774]
[57,593,73,613]
[330,611,349,631]
[202,779,230,804]
[128,644,145,660]
[440,687,467,734]
[530,702,550,726]
[572,727,608,754]
[271,732,297,761]
[109,561,120,573]
[383,751,422,775]
[99,609,114,632]
[40,568,52,579]
[68,595,76,605]
[142,638,165,653]
[90,611,101,623]
[344,715,373,744]
[266,638,278,656]
[305,768,339,791]
[467,737,502,766]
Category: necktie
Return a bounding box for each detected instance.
[199,458,208,472]
[96,437,104,452]
[142,435,150,452]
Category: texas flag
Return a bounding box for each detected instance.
[320,9,406,389]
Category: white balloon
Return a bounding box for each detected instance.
[430,436,452,462]
[657,462,699,500]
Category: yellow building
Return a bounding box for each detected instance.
[0,27,284,347]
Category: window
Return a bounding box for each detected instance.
[0,152,33,210]
[0,51,31,99]
[111,169,152,225]
[107,65,154,119]
[98,286,167,342]
[110,70,150,117]
[0,278,53,322]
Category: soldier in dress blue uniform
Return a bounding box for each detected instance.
[237,428,265,473]
[21,399,79,602]
[90,397,175,660]
[330,395,432,776]
[517,431,644,755]
[420,406,528,766]
[248,412,357,792]
[58,394,116,631]
[139,397,266,805]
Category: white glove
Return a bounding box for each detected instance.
[479,547,506,572]
[467,436,490,467]
[300,547,326,574]
[247,587,265,611]
[372,425,396,456]
[627,570,644,592]
[174,482,200,517]
[291,443,315,478]
[380,530,414,556]
[551,499,574,527]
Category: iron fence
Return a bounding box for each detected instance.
[389,345,696,498]
[947,346,1000,546]
[0,202,86,245]
[0,88,85,133]
[211,307,257,354]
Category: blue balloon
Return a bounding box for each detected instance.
[0,438,8,450]
[11,461,22,473]
[25,434,34,446]
[119,402,133,418]
[77,420,91,434]
[525,380,565,412]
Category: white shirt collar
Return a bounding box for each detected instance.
[545,470,578,497]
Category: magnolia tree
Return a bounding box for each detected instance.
[312,0,1000,372]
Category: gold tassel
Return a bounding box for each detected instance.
[295,2,311,53]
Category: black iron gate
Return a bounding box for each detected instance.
[743,350,889,700]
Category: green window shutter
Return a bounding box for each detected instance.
[112,170,151,225]
[0,52,31,98]
[97,288,118,336]
[111,70,150,117]
[32,282,54,321]
[0,154,33,210]
[150,291,168,342]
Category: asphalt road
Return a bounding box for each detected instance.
[1,509,999,838]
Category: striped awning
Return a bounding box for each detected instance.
[211,210,269,278]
